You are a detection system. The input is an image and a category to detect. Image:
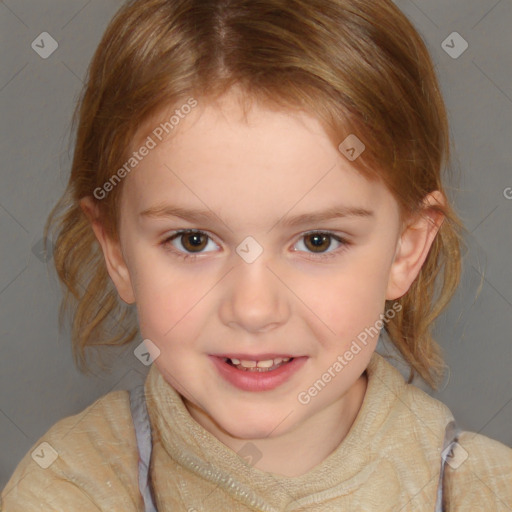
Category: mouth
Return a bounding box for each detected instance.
[210,354,307,392]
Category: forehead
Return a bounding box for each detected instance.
[120,94,396,228]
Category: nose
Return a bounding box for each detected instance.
[218,257,290,333]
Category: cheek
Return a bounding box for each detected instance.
[297,256,392,343]
[131,258,211,343]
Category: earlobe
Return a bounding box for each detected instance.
[80,197,136,305]
[386,191,445,300]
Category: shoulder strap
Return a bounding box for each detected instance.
[129,385,159,512]
[434,420,461,512]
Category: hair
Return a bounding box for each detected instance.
[45,0,464,389]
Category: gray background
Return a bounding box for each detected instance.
[1,0,511,490]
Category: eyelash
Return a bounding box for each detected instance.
[160,229,351,261]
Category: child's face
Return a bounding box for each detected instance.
[104,92,413,440]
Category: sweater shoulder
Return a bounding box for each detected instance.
[1,389,142,511]
[444,431,512,510]
[382,360,512,509]
[374,355,456,436]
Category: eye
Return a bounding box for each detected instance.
[161,230,219,258]
[161,229,349,261]
[293,231,349,258]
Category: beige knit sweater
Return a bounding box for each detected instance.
[2,352,511,511]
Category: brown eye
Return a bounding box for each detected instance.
[293,231,349,259]
[303,233,332,253]
[162,230,218,257]
[180,232,208,252]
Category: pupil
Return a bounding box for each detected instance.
[306,233,330,252]
[183,233,207,251]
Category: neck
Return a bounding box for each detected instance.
[185,371,368,477]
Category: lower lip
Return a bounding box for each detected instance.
[209,356,308,392]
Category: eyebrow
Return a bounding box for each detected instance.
[139,204,374,227]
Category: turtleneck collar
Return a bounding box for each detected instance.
[144,351,405,510]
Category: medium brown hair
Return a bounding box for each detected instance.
[45,0,464,389]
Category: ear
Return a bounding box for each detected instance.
[80,196,136,305]
[386,191,445,300]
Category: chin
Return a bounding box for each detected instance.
[217,411,293,440]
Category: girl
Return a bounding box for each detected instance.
[2,0,511,510]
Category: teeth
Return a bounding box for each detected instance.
[256,359,274,368]
[227,356,293,371]
[240,360,257,368]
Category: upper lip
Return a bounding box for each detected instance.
[213,353,301,360]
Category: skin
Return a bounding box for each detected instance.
[81,90,444,477]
